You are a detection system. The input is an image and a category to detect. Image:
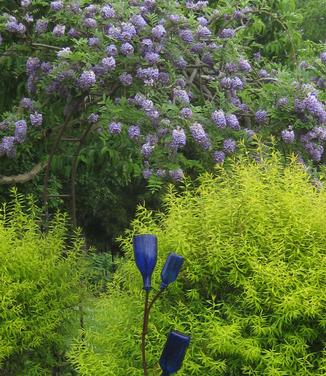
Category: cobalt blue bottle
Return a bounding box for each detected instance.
[133,234,158,291]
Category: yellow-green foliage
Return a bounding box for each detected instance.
[69,153,326,375]
[0,191,85,375]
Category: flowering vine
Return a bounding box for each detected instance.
[0,0,325,182]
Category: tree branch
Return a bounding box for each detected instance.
[43,101,81,211]
[31,43,61,51]
[0,161,47,185]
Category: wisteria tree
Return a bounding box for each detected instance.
[0,0,325,218]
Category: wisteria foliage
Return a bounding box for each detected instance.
[0,0,325,181]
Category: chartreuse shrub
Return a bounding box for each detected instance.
[0,190,86,375]
[69,151,326,375]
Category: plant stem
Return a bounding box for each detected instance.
[70,122,94,227]
[148,288,165,313]
[140,289,165,375]
[43,101,80,218]
[142,290,150,376]
[31,42,61,50]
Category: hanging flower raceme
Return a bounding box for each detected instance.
[172,128,186,150]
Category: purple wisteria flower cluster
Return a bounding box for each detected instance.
[0,91,44,156]
[281,128,295,144]
[0,0,325,177]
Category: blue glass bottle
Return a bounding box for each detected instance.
[159,331,190,375]
[161,253,184,289]
[133,234,158,291]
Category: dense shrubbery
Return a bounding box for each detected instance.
[0,190,86,375]
[209,0,325,60]
[69,152,326,375]
[0,0,324,247]
[213,0,325,64]
[297,0,326,43]
[0,0,324,252]
[0,0,325,175]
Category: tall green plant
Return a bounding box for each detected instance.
[69,150,326,375]
[0,190,86,375]
[209,0,323,65]
[297,0,326,42]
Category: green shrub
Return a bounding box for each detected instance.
[0,190,86,375]
[297,0,326,42]
[69,151,326,375]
